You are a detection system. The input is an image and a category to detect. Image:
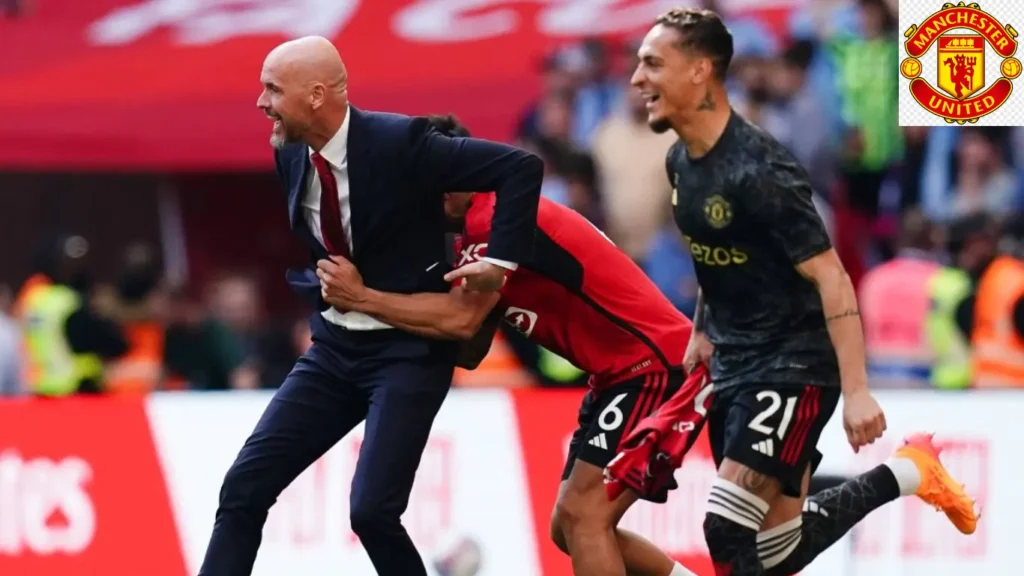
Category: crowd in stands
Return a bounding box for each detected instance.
[0,0,1021,395]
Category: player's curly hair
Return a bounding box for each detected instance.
[425,114,472,138]
[655,8,733,80]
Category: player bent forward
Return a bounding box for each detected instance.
[317,115,701,575]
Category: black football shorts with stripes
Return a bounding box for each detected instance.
[707,382,840,497]
[561,368,686,481]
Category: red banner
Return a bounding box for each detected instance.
[0,397,186,575]
[0,0,795,170]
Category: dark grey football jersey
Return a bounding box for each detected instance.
[668,111,838,390]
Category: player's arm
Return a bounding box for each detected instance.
[456,310,502,369]
[353,286,501,341]
[796,249,867,393]
[692,289,706,331]
[406,118,542,268]
[317,255,500,339]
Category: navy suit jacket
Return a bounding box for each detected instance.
[275,106,543,312]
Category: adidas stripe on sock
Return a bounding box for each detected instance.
[707,477,770,531]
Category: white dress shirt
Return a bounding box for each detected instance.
[305,107,518,330]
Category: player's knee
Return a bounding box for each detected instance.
[217,460,274,512]
[553,489,612,535]
[349,499,397,538]
[548,510,569,554]
[703,478,770,554]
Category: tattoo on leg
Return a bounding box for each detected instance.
[825,309,860,322]
[697,88,715,111]
[736,468,770,494]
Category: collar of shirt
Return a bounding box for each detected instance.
[308,106,350,168]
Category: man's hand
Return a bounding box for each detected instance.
[443,260,507,292]
[316,256,366,310]
[842,387,886,453]
[683,331,714,374]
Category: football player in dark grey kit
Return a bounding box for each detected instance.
[630,8,979,576]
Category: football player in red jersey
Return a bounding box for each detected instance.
[316,115,699,576]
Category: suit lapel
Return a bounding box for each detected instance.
[285,145,326,258]
[287,145,309,230]
[347,107,373,258]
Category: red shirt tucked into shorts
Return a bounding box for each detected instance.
[454,194,691,390]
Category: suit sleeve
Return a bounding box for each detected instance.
[406,118,543,265]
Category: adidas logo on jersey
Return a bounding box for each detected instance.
[751,439,774,457]
[588,433,609,450]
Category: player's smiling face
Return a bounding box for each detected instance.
[631,24,710,134]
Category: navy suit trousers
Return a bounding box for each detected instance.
[198,315,455,576]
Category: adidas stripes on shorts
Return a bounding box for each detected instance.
[561,369,685,481]
[707,382,840,497]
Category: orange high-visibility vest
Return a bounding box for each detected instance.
[859,257,939,387]
[14,274,52,388]
[104,321,164,394]
[972,256,1024,388]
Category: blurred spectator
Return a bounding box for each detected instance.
[516,53,577,143]
[163,287,252,391]
[570,39,624,148]
[204,274,278,389]
[516,42,623,150]
[829,0,902,215]
[0,284,21,396]
[760,40,837,196]
[859,210,942,388]
[643,225,699,316]
[948,128,1019,220]
[520,136,601,225]
[103,243,170,394]
[248,315,312,390]
[591,65,676,261]
[956,215,1024,387]
[898,127,930,210]
[18,235,128,396]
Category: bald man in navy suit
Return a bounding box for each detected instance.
[198,36,542,576]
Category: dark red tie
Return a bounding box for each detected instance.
[310,152,350,258]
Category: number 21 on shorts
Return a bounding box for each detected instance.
[748,390,798,440]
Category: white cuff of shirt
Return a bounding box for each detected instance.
[481,256,518,271]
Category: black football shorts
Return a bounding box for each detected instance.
[707,382,840,497]
[561,369,686,481]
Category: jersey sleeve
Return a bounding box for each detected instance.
[454,229,516,294]
[665,142,681,185]
[751,161,832,265]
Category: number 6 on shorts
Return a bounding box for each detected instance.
[598,393,628,431]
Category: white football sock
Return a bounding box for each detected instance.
[669,562,698,576]
[884,457,922,496]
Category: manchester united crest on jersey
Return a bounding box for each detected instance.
[703,195,733,229]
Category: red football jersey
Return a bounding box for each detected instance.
[454,194,691,389]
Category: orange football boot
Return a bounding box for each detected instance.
[893,432,980,535]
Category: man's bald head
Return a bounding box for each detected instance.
[257,36,350,150]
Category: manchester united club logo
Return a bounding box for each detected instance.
[703,195,733,229]
[901,2,1020,123]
